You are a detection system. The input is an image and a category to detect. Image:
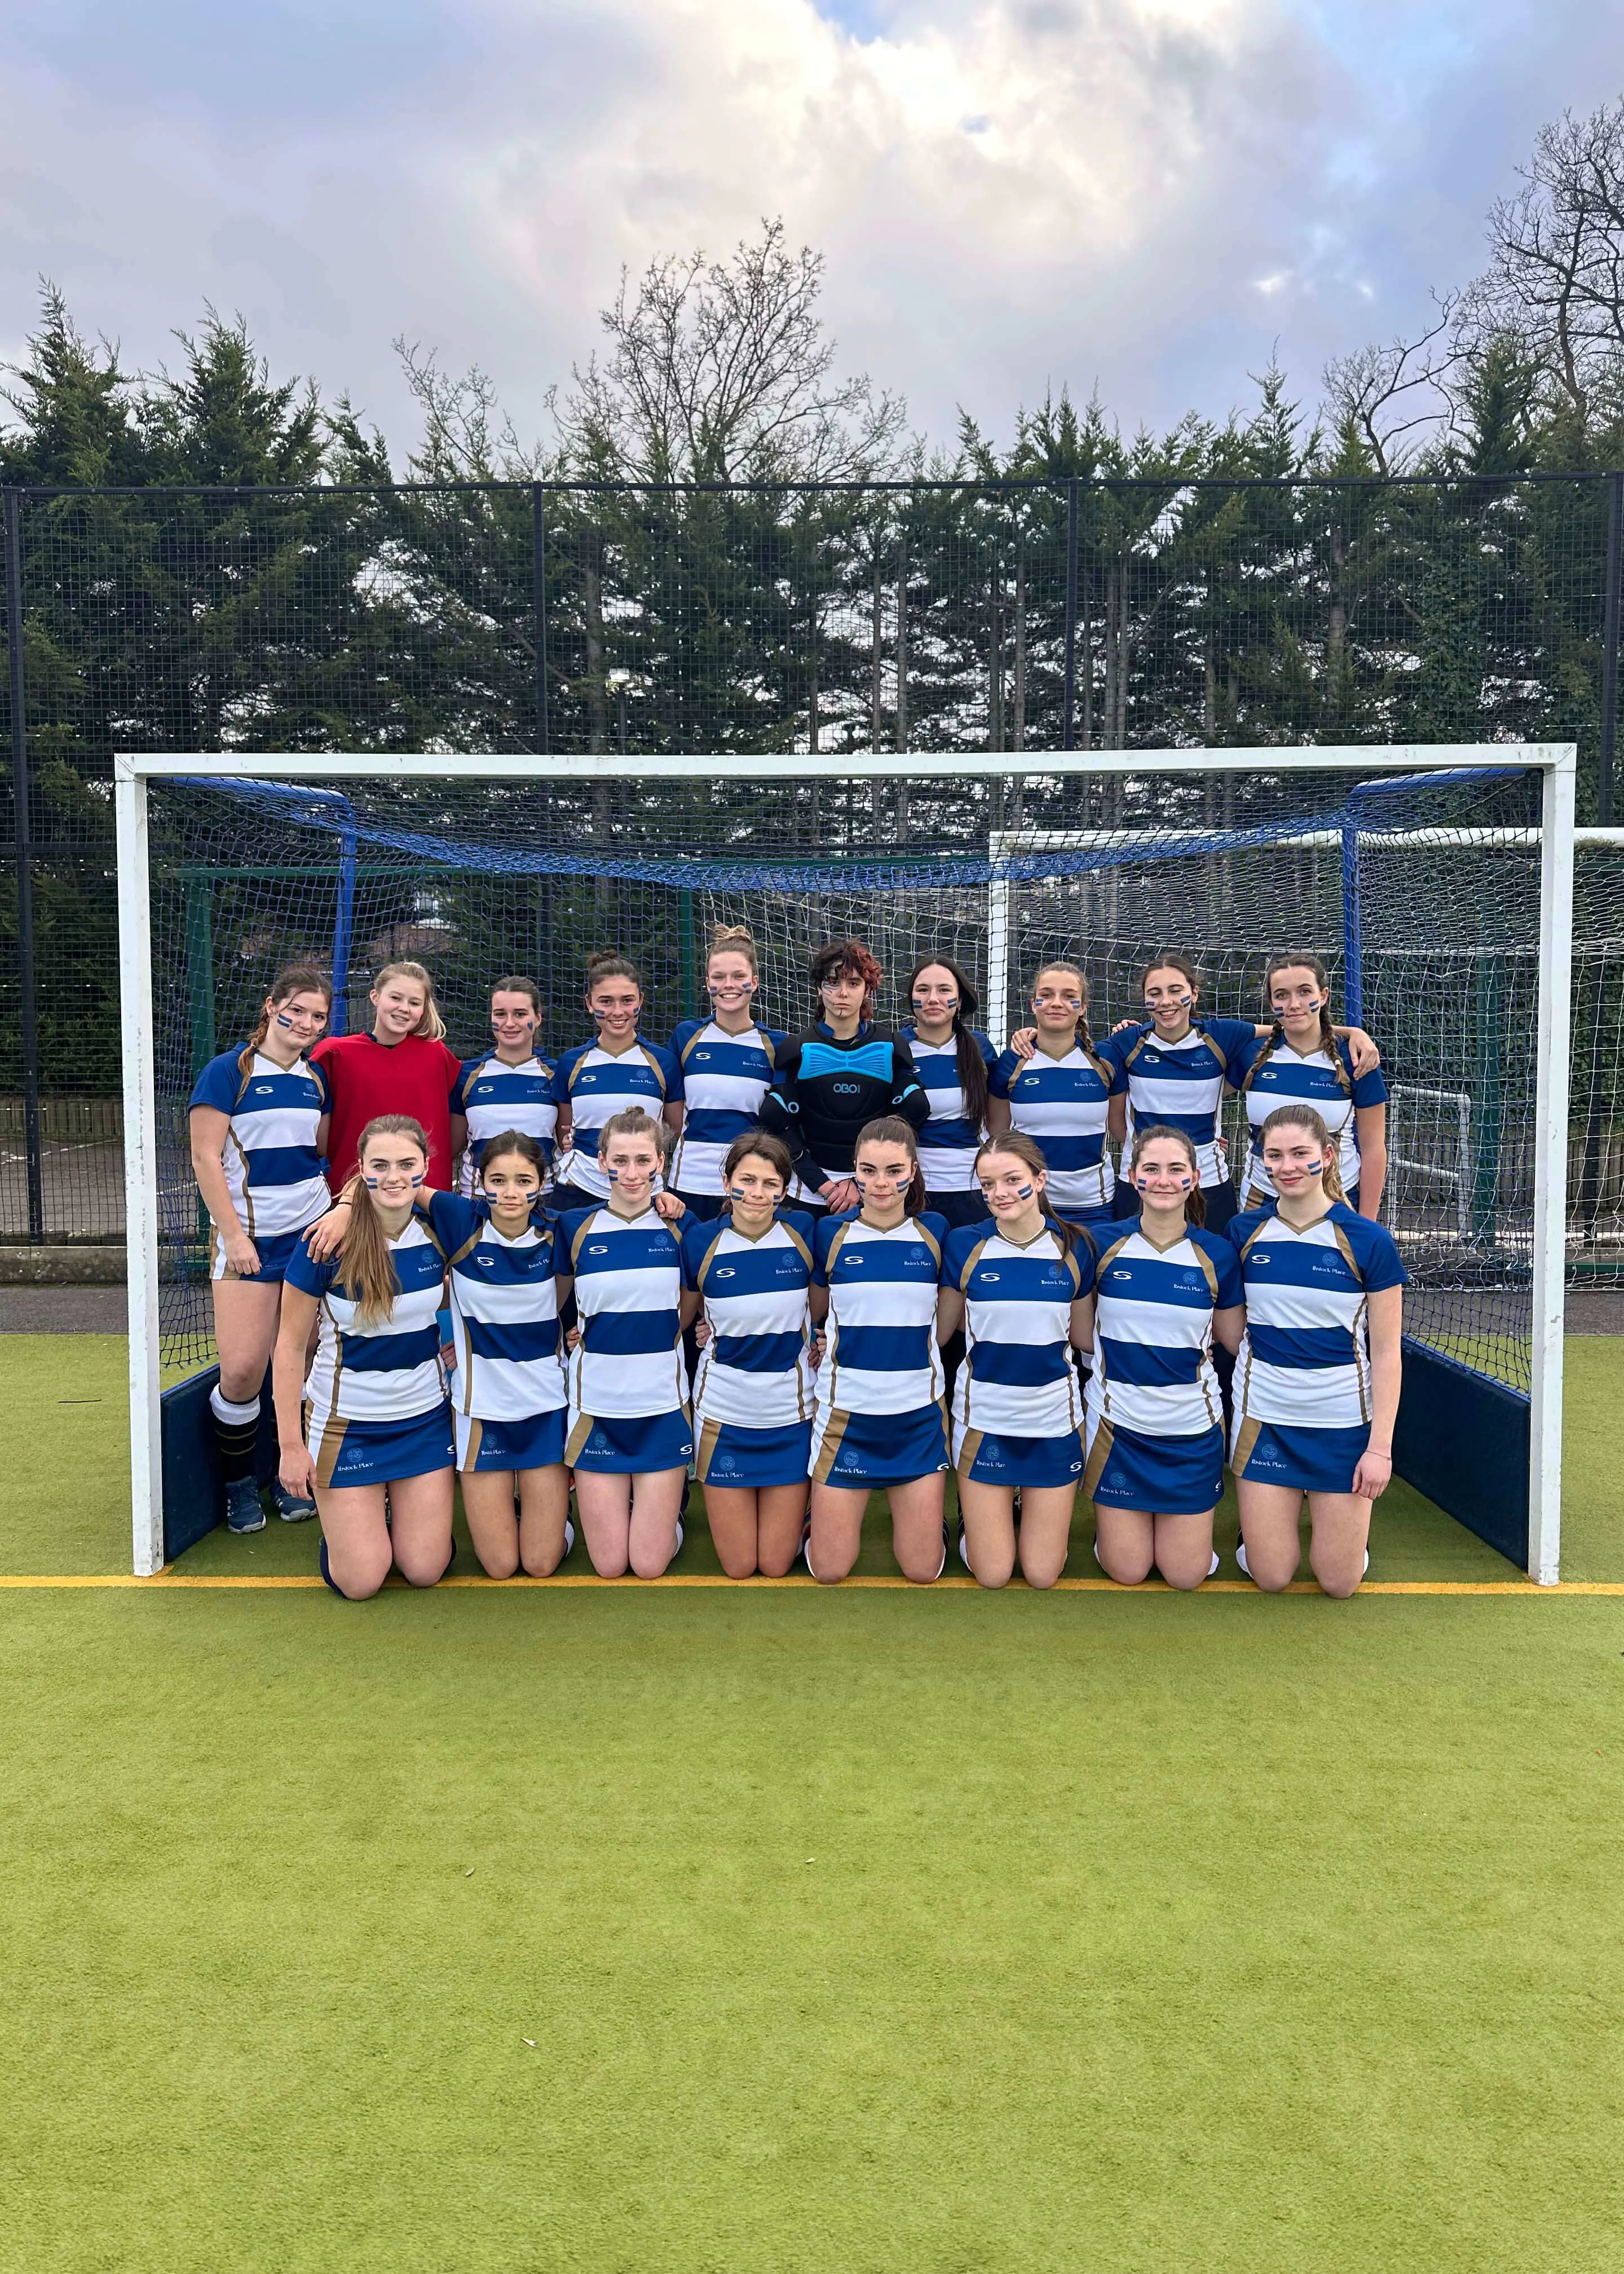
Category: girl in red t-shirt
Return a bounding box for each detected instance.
[311,960,465,1192]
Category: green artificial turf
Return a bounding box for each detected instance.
[5,1584,1624,2272]
[5,1335,1624,2267]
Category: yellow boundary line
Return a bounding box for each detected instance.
[0,1572,1621,1594]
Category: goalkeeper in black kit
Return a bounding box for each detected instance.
[759,938,930,1214]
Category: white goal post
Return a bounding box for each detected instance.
[114,743,1576,1584]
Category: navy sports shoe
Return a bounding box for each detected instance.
[224,1477,266,1533]
[270,1478,316,1523]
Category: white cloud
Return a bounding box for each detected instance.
[2,0,1623,455]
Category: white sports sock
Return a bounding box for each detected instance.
[209,1386,259,1425]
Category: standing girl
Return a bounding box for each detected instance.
[275,1116,455,1599]
[454,976,559,1197]
[680,1132,815,1578]
[807,1118,950,1584]
[1085,1126,1245,1590]
[901,957,1007,1228]
[311,960,465,1194]
[990,962,1126,1230]
[188,962,333,1532]
[667,927,789,1220]
[1235,954,1388,1219]
[1230,1105,1407,1597]
[1100,953,1382,1235]
[555,1109,692,1579]
[937,1132,1095,1590]
[551,954,683,1210]
[759,940,929,1216]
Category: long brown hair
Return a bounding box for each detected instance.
[854,1115,927,1216]
[1257,1103,1347,1203]
[1242,953,1352,1096]
[906,955,991,1129]
[1126,1123,1208,1228]
[372,960,446,1042]
[339,1114,430,1328]
[236,962,332,1078]
[973,1130,1082,1258]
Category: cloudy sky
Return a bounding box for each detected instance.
[3,0,1622,456]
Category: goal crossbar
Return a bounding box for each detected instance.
[113,744,1576,1586]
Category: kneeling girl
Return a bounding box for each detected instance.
[807,1118,950,1583]
[1229,1104,1406,1597]
[680,1132,815,1577]
[275,1115,455,1599]
[937,1133,1096,1590]
[555,1109,692,1579]
[1085,1126,1245,1590]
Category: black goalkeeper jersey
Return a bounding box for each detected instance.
[758,1023,930,1185]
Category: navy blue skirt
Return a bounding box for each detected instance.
[695,1416,813,1488]
[455,1406,567,1473]
[1084,1413,1225,1514]
[810,1400,949,1488]
[565,1406,695,1475]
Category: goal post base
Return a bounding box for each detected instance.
[160,1365,280,1566]
[1392,1339,1530,1571]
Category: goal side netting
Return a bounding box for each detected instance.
[116,751,1573,1581]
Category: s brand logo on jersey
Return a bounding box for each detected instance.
[476,1254,495,1267]
[693,1051,712,1063]
[587,1244,608,1255]
[715,1266,735,1279]
[253,1083,275,1095]
[980,1271,1001,1283]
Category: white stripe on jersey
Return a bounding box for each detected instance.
[1240,1043,1365,1201]
[947,1224,1084,1438]
[815,1214,946,1416]
[302,1219,447,1430]
[905,1034,992,1192]
[563,1205,687,1418]
[685,1215,815,1427]
[1086,1228,1239,1436]
[435,1199,565,1422]
[456,1053,558,1196]
[996,1047,1117,1212]
[193,1048,330,1237]
[668,1021,780,1196]
[1232,1209,1404,1430]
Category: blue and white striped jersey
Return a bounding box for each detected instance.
[188,1045,330,1238]
[990,1045,1123,1213]
[901,1025,998,1192]
[552,1038,682,1199]
[813,1211,947,1416]
[1087,1225,1244,1436]
[286,1217,448,1430]
[427,1191,564,1422]
[1233,1037,1387,1201]
[558,1204,687,1418]
[667,1019,787,1195]
[681,1208,815,1427]
[1100,1019,1256,1186]
[453,1052,559,1195]
[1230,1204,1407,1430]
[942,1220,1092,1438]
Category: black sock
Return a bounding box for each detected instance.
[210,1386,260,1486]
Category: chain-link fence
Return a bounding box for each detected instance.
[3,474,1621,1254]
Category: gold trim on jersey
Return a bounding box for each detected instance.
[811,1411,850,1484]
[955,1425,985,1480]
[1082,1417,1114,1500]
[694,1417,723,1483]
[564,1412,595,1467]
[1230,1415,1263,1478]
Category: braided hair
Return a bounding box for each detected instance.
[236,963,332,1079]
[1241,953,1352,1097]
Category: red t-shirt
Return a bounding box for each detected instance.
[310,1031,464,1192]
